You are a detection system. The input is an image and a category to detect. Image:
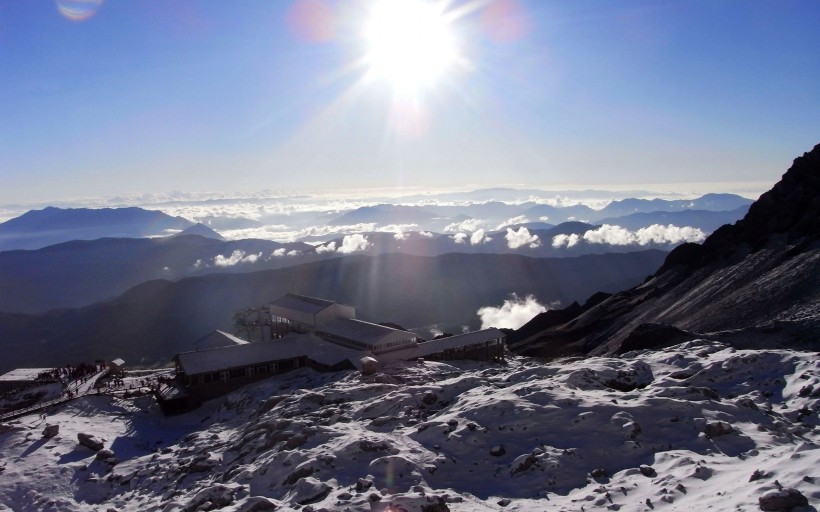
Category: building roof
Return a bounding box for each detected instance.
[319,317,413,348]
[177,339,308,375]
[177,332,367,375]
[270,293,337,315]
[296,333,366,368]
[0,368,55,382]
[195,330,248,351]
[415,328,505,357]
[110,358,125,367]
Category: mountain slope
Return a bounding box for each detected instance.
[510,143,820,358]
[2,343,817,510]
[0,235,316,313]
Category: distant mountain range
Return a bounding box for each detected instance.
[328,193,753,230]
[0,207,193,251]
[0,250,667,372]
[0,195,753,314]
[509,143,820,357]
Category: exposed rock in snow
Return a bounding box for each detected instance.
[77,432,105,451]
[42,423,59,438]
[757,487,809,511]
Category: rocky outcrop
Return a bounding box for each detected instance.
[512,143,820,357]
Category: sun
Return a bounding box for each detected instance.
[362,0,458,93]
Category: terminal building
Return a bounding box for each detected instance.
[163,294,505,410]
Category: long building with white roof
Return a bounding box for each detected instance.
[168,294,506,408]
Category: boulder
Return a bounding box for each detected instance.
[42,424,59,438]
[704,421,735,438]
[758,488,808,511]
[639,465,656,477]
[77,433,104,451]
[96,448,115,461]
[490,445,505,457]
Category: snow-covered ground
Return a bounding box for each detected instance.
[0,340,817,511]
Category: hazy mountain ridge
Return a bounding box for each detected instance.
[0,250,667,373]
[0,235,317,313]
[510,142,820,357]
[0,207,193,251]
[329,193,752,230]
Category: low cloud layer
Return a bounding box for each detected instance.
[477,294,548,329]
[505,227,541,249]
[552,224,706,248]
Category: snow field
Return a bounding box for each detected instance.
[0,339,817,511]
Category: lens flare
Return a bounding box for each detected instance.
[55,0,104,22]
[286,0,336,42]
[480,0,531,42]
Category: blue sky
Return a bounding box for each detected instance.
[1,0,818,204]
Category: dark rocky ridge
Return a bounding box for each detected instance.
[510,143,820,357]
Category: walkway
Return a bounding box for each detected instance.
[0,369,108,422]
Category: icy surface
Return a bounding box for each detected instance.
[0,340,818,511]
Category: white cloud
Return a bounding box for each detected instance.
[452,233,468,244]
[419,231,434,238]
[505,227,541,249]
[444,218,486,233]
[381,223,418,236]
[271,248,287,257]
[470,229,492,245]
[477,294,548,329]
[539,216,550,222]
[633,224,706,245]
[337,234,371,253]
[582,224,634,245]
[551,233,581,248]
[552,224,706,248]
[213,250,262,267]
[496,215,529,230]
[316,242,337,254]
[287,249,301,256]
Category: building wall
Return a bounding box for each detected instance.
[422,340,505,363]
[269,305,316,328]
[182,355,307,402]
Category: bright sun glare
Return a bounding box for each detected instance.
[363,0,458,93]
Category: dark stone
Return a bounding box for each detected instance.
[42,424,59,438]
[77,433,104,451]
[704,421,734,438]
[758,488,808,511]
[639,465,656,477]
